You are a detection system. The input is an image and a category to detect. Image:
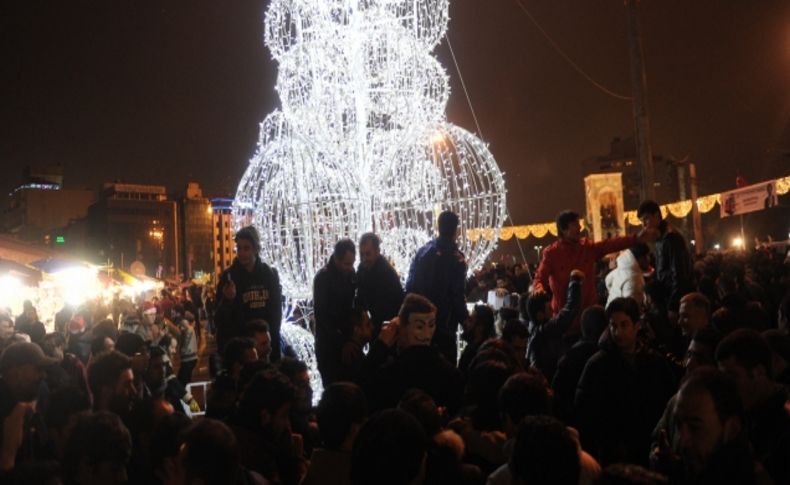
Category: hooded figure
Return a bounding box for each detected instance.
[605,244,649,310]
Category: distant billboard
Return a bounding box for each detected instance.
[720,180,779,218]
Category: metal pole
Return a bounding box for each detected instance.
[689,163,704,255]
[676,161,688,236]
[625,0,656,201]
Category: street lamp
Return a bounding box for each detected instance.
[732,237,744,250]
[534,245,543,261]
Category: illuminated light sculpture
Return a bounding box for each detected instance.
[234,0,508,300]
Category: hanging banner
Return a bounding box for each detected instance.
[584,173,625,241]
[720,180,779,218]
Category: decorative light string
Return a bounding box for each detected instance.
[234,0,508,299]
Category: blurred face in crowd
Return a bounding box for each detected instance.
[640,211,661,231]
[253,330,272,362]
[266,402,293,440]
[353,312,373,343]
[717,357,765,411]
[80,459,129,485]
[69,316,86,334]
[673,387,738,476]
[335,250,356,274]
[678,301,708,337]
[142,309,157,326]
[510,336,528,367]
[684,340,715,373]
[100,337,115,355]
[292,369,313,414]
[24,306,37,321]
[401,311,436,348]
[6,363,46,401]
[110,368,137,415]
[130,347,150,377]
[242,347,259,367]
[609,311,637,354]
[236,239,257,270]
[560,218,582,243]
[0,318,14,339]
[145,354,167,390]
[359,241,380,269]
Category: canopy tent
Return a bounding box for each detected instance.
[29,257,92,274]
[0,258,43,286]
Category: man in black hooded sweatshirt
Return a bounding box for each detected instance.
[215,225,283,362]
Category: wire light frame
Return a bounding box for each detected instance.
[234,0,508,300]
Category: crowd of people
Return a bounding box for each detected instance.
[0,203,788,485]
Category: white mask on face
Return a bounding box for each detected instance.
[402,311,437,348]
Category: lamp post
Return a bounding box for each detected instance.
[533,245,543,262]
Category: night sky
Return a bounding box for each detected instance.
[2,0,789,225]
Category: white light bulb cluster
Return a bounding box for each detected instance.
[234,0,507,300]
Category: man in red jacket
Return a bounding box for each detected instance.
[532,210,657,337]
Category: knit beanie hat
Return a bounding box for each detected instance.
[235,225,261,253]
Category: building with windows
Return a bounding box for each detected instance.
[211,197,235,281]
[83,183,179,279]
[1,166,95,244]
[181,183,214,279]
[583,136,684,211]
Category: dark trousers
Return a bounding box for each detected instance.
[178,359,197,386]
[432,323,459,366]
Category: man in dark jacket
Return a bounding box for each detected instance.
[638,200,694,318]
[355,232,404,338]
[406,211,468,364]
[0,343,57,472]
[527,269,584,382]
[659,368,772,484]
[458,304,496,375]
[313,239,357,385]
[716,328,790,484]
[575,297,677,466]
[551,304,607,424]
[215,225,283,361]
[360,293,464,414]
[231,369,306,484]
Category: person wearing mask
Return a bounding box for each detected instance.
[360,293,464,414]
[406,211,469,364]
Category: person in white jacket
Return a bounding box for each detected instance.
[605,243,651,309]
